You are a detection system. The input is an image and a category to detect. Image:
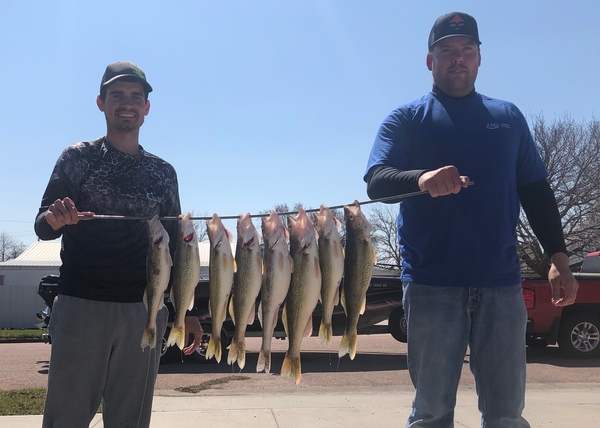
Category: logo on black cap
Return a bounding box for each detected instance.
[449,15,465,30]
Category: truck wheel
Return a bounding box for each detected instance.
[388,307,407,343]
[558,313,600,358]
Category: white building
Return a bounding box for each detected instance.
[0,240,234,328]
[0,241,61,328]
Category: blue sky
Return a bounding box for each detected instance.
[1,0,598,248]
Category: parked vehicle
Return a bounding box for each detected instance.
[523,251,600,358]
[35,273,406,363]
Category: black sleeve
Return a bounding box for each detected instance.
[518,178,567,257]
[365,165,428,202]
[34,144,90,241]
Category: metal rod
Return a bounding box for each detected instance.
[43,182,474,221]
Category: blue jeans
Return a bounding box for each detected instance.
[403,282,530,428]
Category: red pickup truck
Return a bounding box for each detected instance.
[523,251,600,358]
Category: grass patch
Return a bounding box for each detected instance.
[0,388,102,416]
[0,329,45,339]
[0,388,46,415]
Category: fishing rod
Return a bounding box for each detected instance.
[41,182,474,221]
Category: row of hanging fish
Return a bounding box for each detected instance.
[141,201,376,385]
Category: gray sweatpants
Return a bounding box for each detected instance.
[42,295,168,428]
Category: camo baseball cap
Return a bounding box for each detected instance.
[100,61,153,94]
[428,12,481,50]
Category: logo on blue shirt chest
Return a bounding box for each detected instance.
[486,123,511,130]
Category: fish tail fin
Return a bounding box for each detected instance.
[227,339,246,369]
[318,320,333,345]
[166,325,185,350]
[280,353,302,385]
[256,349,271,373]
[339,330,358,360]
[206,333,222,363]
[140,326,156,349]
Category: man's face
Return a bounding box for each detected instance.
[96,80,150,133]
[427,36,481,97]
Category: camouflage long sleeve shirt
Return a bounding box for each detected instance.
[34,137,181,302]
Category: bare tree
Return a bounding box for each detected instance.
[189,210,209,242]
[0,232,26,262]
[367,204,401,270]
[518,115,600,276]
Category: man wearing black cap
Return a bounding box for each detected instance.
[364,12,578,427]
[34,61,201,427]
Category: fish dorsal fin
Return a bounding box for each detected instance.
[246,303,256,326]
[302,316,313,338]
[360,296,367,315]
[257,301,263,328]
[334,281,341,306]
[372,247,377,264]
[333,216,342,231]
[282,225,290,245]
[282,305,289,336]
[228,296,236,326]
[225,227,234,243]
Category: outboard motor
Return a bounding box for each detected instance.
[36,275,59,343]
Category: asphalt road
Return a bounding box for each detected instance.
[2,334,600,393]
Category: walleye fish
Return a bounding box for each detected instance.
[281,208,321,385]
[256,211,293,373]
[166,213,201,350]
[314,205,344,345]
[339,200,376,360]
[141,215,172,349]
[227,213,263,369]
[206,213,236,363]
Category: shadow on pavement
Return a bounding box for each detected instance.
[525,346,600,367]
[159,350,408,375]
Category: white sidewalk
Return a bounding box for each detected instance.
[2,384,599,428]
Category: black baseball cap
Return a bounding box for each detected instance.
[100,61,153,94]
[428,12,481,50]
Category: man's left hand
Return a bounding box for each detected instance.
[548,252,579,307]
[182,316,204,355]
